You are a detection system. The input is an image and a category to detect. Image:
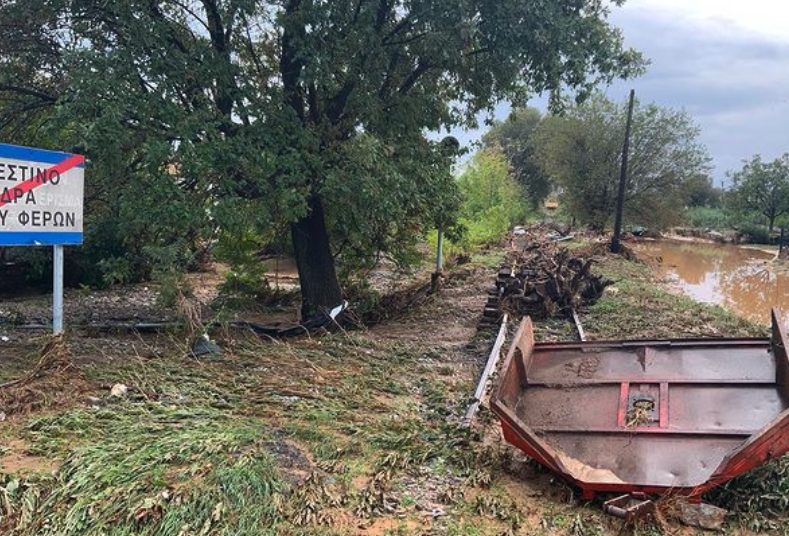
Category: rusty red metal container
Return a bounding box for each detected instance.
[491,310,789,499]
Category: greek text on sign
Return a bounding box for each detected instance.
[0,143,85,246]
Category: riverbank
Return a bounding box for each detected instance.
[663,233,780,257]
[0,239,784,535]
[580,252,767,339]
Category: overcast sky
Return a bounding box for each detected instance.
[456,1,789,185]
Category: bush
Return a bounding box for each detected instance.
[441,149,528,256]
[685,207,730,230]
[740,223,772,245]
[460,206,516,249]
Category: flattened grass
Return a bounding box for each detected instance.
[1,332,479,535]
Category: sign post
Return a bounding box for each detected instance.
[53,245,65,334]
[0,143,85,334]
[436,227,444,273]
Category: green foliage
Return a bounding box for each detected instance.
[0,0,643,308]
[461,206,517,247]
[533,93,711,231]
[739,224,773,245]
[213,229,270,300]
[708,456,789,530]
[452,150,527,252]
[482,108,552,207]
[683,174,722,208]
[97,257,134,287]
[219,268,269,302]
[727,154,789,232]
[684,207,731,230]
[323,134,462,276]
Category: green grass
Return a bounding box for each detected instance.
[4,248,789,535]
[584,256,767,340]
[4,402,283,536]
[469,249,508,269]
[684,206,731,231]
[0,331,488,535]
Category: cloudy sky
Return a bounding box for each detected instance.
[608,0,789,184]
[458,1,789,185]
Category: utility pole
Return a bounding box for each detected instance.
[611,89,636,254]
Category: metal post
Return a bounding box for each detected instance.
[436,228,444,273]
[53,245,64,335]
[611,89,636,254]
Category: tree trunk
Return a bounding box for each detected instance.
[291,195,344,320]
[769,215,776,233]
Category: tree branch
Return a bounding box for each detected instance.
[0,84,57,103]
[280,0,306,122]
[327,79,356,124]
[398,60,432,95]
[169,0,211,33]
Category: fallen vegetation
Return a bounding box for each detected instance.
[0,238,787,536]
[0,335,92,418]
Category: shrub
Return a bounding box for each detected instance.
[442,149,528,256]
[684,207,730,230]
[740,223,772,244]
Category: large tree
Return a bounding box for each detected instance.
[728,154,789,232]
[683,174,722,209]
[533,94,710,231]
[482,107,552,207]
[0,0,642,318]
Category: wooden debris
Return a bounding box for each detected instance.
[498,239,611,320]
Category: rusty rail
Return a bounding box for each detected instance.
[462,314,508,427]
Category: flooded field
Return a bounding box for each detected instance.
[633,240,788,326]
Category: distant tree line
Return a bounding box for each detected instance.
[470,94,789,243]
[471,94,715,232]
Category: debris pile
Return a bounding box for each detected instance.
[496,239,612,320]
[0,334,90,416]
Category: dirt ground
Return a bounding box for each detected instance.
[0,238,777,535]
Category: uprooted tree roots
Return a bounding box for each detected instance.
[499,243,612,319]
[0,335,87,416]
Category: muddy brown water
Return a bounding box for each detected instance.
[633,240,789,326]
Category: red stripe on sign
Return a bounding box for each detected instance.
[0,154,85,209]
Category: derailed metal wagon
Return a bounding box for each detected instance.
[491,310,789,499]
